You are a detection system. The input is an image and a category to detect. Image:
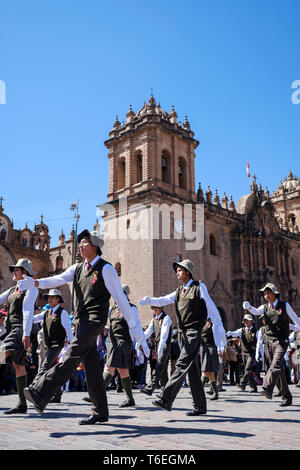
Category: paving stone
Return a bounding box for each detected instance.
[0,385,299,450]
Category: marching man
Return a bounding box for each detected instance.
[17,229,148,425]
[243,282,300,407]
[30,289,73,403]
[227,313,259,393]
[139,259,226,416]
[140,305,173,396]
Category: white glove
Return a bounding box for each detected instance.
[243,301,251,310]
[138,296,152,306]
[18,275,35,291]
[226,331,232,337]
[255,354,259,362]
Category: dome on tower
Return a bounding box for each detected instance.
[278,171,299,192]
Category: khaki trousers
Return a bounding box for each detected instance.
[263,338,292,400]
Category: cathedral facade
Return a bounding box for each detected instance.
[100,96,300,329]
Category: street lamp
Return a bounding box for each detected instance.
[70,199,80,311]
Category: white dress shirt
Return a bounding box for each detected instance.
[33,305,74,343]
[0,286,38,337]
[139,279,226,351]
[246,299,300,330]
[144,312,173,359]
[37,256,136,328]
[255,328,265,361]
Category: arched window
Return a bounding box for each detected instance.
[209,234,217,256]
[114,262,121,277]
[161,150,171,184]
[178,157,187,190]
[117,158,126,190]
[56,255,63,272]
[0,229,7,241]
[134,152,143,184]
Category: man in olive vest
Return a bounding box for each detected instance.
[140,306,173,396]
[227,313,258,393]
[243,282,300,407]
[0,259,38,414]
[103,284,149,408]
[139,259,226,416]
[18,230,148,425]
[30,289,73,402]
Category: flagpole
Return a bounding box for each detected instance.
[70,200,80,312]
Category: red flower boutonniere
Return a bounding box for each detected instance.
[90,271,99,285]
[278,308,283,315]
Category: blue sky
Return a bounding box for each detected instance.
[0,0,299,246]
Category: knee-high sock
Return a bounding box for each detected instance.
[16,375,27,406]
[103,372,113,389]
[121,376,134,402]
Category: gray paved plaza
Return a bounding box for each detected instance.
[0,384,299,451]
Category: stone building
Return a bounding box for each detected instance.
[100,95,300,329]
[0,204,51,307]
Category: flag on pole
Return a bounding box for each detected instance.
[246,161,250,178]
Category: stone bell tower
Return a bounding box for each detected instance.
[101,95,200,323]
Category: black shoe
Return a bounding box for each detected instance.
[249,388,258,393]
[279,399,292,407]
[186,409,207,416]
[49,396,61,403]
[274,391,282,397]
[82,396,92,403]
[79,415,109,425]
[116,388,124,393]
[4,404,27,414]
[23,387,46,414]
[261,388,272,400]
[140,388,152,396]
[118,399,135,408]
[206,389,213,395]
[218,388,226,392]
[209,394,219,401]
[152,399,171,412]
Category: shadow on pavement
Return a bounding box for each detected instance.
[49,422,255,440]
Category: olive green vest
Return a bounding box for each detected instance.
[74,258,111,323]
[109,303,133,344]
[241,326,257,355]
[153,312,172,346]
[7,287,26,328]
[43,306,67,348]
[175,280,207,331]
[263,301,290,341]
[202,321,215,346]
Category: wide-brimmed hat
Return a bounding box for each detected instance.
[9,258,36,276]
[259,283,280,297]
[173,259,194,278]
[43,289,64,304]
[122,285,130,296]
[77,229,104,253]
[243,313,254,322]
